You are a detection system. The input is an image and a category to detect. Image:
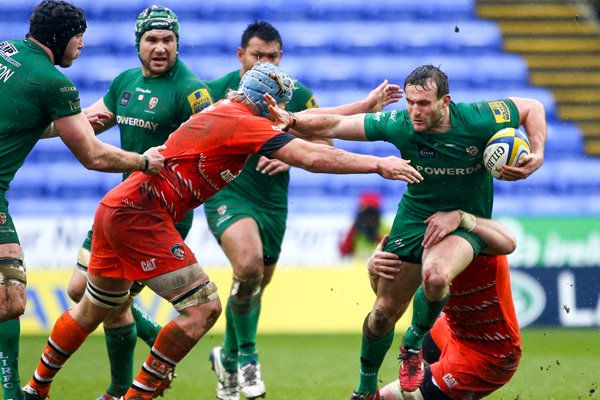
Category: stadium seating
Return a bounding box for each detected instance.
[1,0,592,217]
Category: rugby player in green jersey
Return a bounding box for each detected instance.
[0,2,165,399]
[269,64,546,398]
[205,21,403,400]
[63,6,212,400]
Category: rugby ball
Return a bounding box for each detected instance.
[483,127,530,179]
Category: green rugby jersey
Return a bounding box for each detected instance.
[103,58,212,179]
[0,39,81,192]
[364,99,520,220]
[205,69,318,210]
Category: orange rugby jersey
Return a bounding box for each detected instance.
[101,99,294,223]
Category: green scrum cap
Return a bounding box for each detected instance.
[135,5,179,51]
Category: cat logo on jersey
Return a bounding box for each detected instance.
[488,101,511,123]
[187,88,212,114]
[149,96,159,109]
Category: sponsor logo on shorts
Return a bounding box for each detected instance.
[149,96,159,109]
[170,243,186,260]
[220,169,236,183]
[141,258,157,272]
[60,86,77,93]
[217,205,227,216]
[442,373,458,389]
[488,101,511,123]
[0,213,6,224]
[466,146,479,156]
[120,92,132,107]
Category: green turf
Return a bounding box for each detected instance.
[12,328,600,399]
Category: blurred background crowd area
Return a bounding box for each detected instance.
[2,0,600,218]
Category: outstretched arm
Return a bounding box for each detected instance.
[270,138,423,182]
[54,112,164,175]
[303,80,403,116]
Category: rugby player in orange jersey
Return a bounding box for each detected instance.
[369,211,521,400]
[22,62,423,400]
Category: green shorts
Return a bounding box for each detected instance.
[204,195,287,266]
[384,209,487,263]
[0,200,19,244]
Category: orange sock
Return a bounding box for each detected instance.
[27,311,89,396]
[125,321,197,399]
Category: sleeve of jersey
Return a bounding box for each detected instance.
[235,116,295,156]
[289,82,319,112]
[46,74,81,120]
[468,99,521,134]
[102,73,123,114]
[183,81,213,117]
[364,110,407,142]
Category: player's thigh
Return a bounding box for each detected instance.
[421,235,474,283]
[375,261,422,318]
[220,217,263,275]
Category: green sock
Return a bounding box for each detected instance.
[221,299,239,372]
[229,292,261,366]
[104,323,137,397]
[131,302,161,348]
[356,316,394,395]
[0,319,24,400]
[403,286,450,350]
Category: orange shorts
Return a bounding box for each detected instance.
[88,204,198,281]
[429,317,520,400]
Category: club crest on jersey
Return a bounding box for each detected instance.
[217,205,227,216]
[120,92,132,107]
[149,96,159,109]
[0,213,6,224]
[170,243,186,260]
[466,146,479,156]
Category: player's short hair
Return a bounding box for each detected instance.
[28,0,87,65]
[404,64,450,99]
[238,62,294,117]
[135,5,179,52]
[241,20,283,49]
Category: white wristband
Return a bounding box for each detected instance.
[459,210,477,232]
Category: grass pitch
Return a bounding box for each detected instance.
[15,328,599,399]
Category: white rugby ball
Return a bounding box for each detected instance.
[483,127,530,179]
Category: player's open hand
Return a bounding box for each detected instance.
[422,210,461,248]
[264,93,292,130]
[376,156,423,183]
[367,235,402,287]
[257,156,290,175]
[142,145,166,175]
[363,79,403,112]
[499,151,543,181]
[84,110,113,128]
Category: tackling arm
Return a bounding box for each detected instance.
[54,112,164,174]
[422,210,516,255]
